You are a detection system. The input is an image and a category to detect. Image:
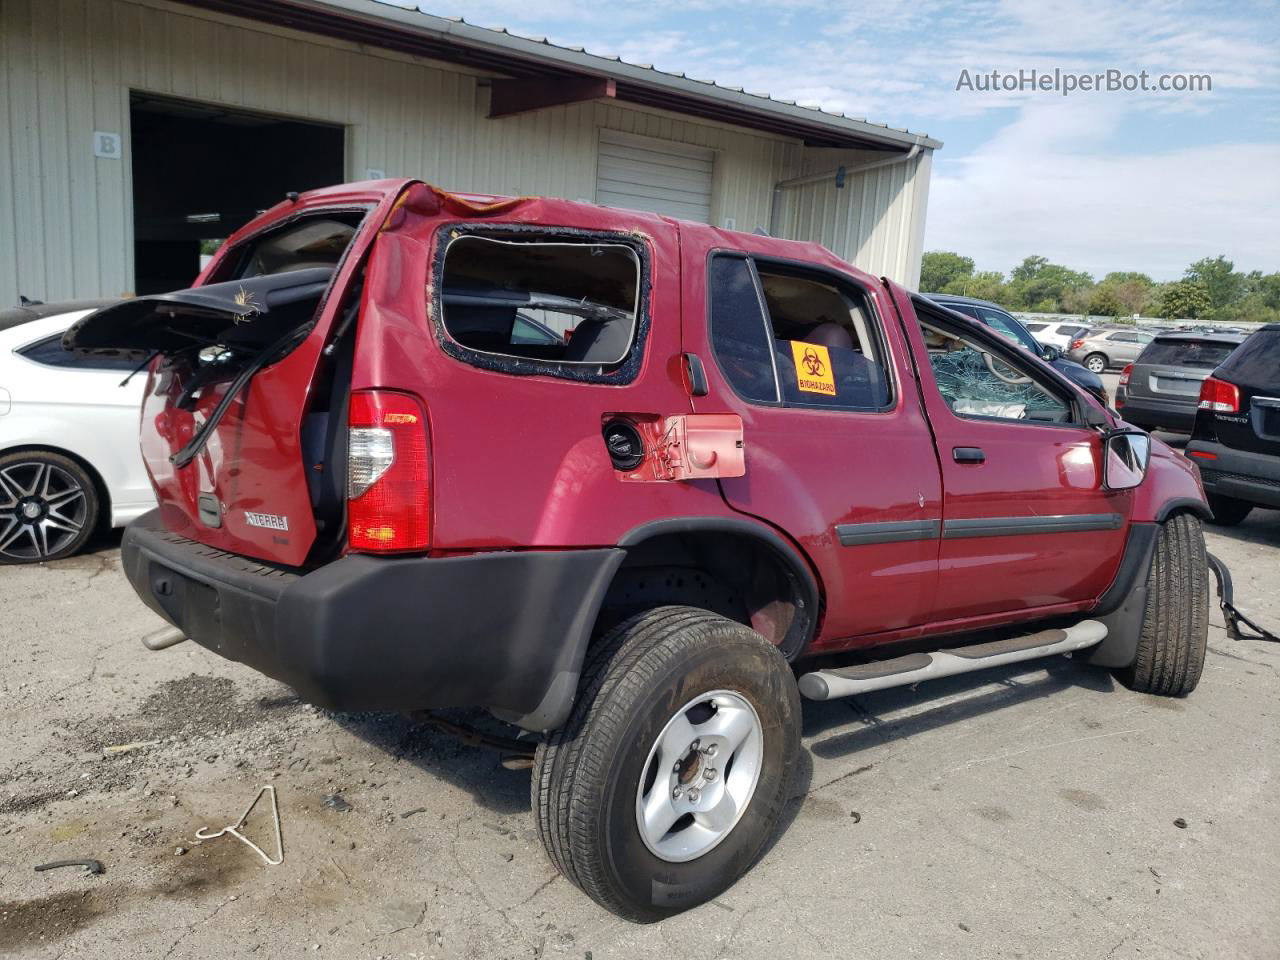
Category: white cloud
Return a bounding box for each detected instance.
[926,103,1280,279]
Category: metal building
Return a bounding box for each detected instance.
[0,0,940,303]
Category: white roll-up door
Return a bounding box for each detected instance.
[596,129,714,222]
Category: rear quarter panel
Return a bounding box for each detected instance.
[353,189,746,550]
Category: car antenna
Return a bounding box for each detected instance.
[285,191,300,203]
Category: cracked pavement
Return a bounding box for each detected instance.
[1,512,1278,959]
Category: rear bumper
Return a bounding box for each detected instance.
[122,510,624,731]
[1116,392,1197,432]
[1186,441,1280,509]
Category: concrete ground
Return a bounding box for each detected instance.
[2,506,1277,959]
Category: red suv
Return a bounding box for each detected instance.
[69,180,1211,921]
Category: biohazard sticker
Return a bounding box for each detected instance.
[789,341,836,395]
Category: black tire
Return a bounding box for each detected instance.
[1084,352,1108,374]
[1115,513,1208,696]
[0,450,100,564]
[1206,494,1252,526]
[532,605,800,922]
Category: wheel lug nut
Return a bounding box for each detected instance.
[703,768,717,781]
[689,739,700,751]
[704,744,718,757]
[672,760,682,774]
[672,786,682,799]
[687,788,700,803]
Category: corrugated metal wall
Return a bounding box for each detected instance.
[0,0,931,303]
[774,148,933,289]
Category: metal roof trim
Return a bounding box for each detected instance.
[177,0,941,150]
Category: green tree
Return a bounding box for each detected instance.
[920,251,974,293]
[1005,255,1093,312]
[1089,287,1126,317]
[1184,256,1245,321]
[940,270,1006,303]
[1158,280,1211,320]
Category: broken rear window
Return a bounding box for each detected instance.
[439,233,642,377]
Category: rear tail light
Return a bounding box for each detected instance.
[1118,363,1133,387]
[1197,376,1240,414]
[1071,338,1086,350]
[347,390,430,552]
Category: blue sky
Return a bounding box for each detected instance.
[404,0,1278,281]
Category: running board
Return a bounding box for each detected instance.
[797,620,1108,701]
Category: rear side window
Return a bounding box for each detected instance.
[208,212,367,281]
[1217,330,1280,388]
[18,334,136,371]
[708,254,891,411]
[438,232,642,379]
[1024,322,1047,332]
[1138,339,1238,368]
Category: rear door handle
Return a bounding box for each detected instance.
[953,446,985,464]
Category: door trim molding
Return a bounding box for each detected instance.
[836,513,1124,546]
[942,513,1124,539]
[835,519,941,546]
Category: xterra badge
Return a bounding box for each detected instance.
[244,511,289,532]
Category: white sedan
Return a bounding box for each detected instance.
[0,301,154,563]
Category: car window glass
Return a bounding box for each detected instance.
[707,255,779,403]
[915,310,1073,424]
[1138,339,1238,367]
[441,234,641,369]
[755,266,891,410]
[976,307,1037,351]
[1025,322,1048,332]
[18,334,137,372]
[1217,330,1280,387]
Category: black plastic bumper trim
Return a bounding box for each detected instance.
[121,511,624,731]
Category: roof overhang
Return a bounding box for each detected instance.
[172,0,940,151]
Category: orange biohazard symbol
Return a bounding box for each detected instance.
[789,341,836,396]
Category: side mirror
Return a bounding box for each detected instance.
[1040,344,1061,362]
[1103,429,1151,490]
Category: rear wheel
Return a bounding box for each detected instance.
[1084,352,1108,373]
[1206,494,1252,526]
[0,451,99,564]
[1115,513,1208,696]
[532,605,800,922]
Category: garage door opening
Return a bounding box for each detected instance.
[129,93,345,294]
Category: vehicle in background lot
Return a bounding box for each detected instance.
[1116,332,1247,434]
[928,294,1108,405]
[1187,325,1280,525]
[69,180,1212,921]
[1022,319,1091,351]
[1069,328,1156,373]
[0,300,154,563]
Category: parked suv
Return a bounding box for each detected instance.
[928,294,1108,404]
[1187,325,1280,525]
[1117,331,1247,433]
[1069,328,1156,373]
[68,181,1212,922]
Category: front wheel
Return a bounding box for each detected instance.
[1084,352,1108,373]
[1115,513,1209,696]
[532,606,800,922]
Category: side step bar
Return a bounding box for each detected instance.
[798,620,1108,701]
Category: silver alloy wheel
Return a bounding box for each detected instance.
[635,689,764,863]
[1085,355,1106,373]
[0,461,89,561]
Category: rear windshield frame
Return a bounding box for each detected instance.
[430,222,651,385]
